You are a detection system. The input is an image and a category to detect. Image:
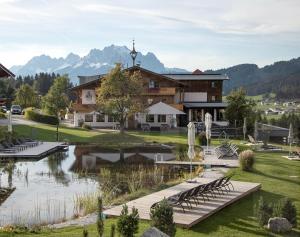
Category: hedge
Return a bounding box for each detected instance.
[25,109,58,125]
[0,112,6,119]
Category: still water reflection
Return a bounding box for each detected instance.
[0,144,176,226]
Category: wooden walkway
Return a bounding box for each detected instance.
[0,142,67,159]
[155,147,239,168]
[155,159,238,168]
[104,178,261,228]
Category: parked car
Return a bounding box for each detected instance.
[0,106,7,113]
[11,105,22,115]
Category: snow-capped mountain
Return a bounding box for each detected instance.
[10,45,188,84]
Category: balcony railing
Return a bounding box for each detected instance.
[143,87,176,95]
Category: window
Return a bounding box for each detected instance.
[107,115,115,122]
[211,81,216,88]
[85,114,93,122]
[158,115,166,123]
[146,114,154,123]
[149,80,159,89]
[147,98,153,104]
[96,114,105,122]
[211,96,216,101]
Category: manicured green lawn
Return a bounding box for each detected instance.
[1,124,300,236]
[12,124,188,145]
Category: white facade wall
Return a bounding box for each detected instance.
[136,113,176,128]
[184,92,207,102]
[74,112,122,128]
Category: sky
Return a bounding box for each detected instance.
[0,0,300,71]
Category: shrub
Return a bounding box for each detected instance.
[239,149,255,171]
[82,123,92,130]
[83,228,88,237]
[25,109,58,125]
[0,112,6,119]
[117,204,139,237]
[110,224,116,237]
[280,198,297,227]
[255,197,273,226]
[78,119,84,127]
[198,131,207,146]
[175,144,188,161]
[150,198,176,237]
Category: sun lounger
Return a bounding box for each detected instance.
[0,144,18,153]
[248,135,263,145]
[215,143,239,159]
[161,177,235,212]
[1,141,24,152]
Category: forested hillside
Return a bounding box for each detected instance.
[207,57,300,99]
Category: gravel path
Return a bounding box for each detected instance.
[47,213,97,229]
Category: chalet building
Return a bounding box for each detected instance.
[70,44,229,129]
[0,63,15,106]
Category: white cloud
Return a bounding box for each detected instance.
[0,0,299,69]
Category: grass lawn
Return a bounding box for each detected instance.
[12,124,189,145]
[1,124,300,236]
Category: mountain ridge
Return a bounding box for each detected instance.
[10,45,188,84]
[9,45,300,99]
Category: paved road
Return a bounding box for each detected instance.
[0,115,38,126]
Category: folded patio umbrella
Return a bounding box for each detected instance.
[187,122,196,182]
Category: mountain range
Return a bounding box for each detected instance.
[9,45,300,99]
[10,45,187,85]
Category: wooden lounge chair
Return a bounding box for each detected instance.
[1,141,24,152]
[0,144,18,153]
[167,191,191,212]
[248,135,263,145]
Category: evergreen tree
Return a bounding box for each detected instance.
[97,197,104,237]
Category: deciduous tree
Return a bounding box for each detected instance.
[225,88,256,127]
[43,76,70,140]
[14,84,39,108]
[96,64,144,133]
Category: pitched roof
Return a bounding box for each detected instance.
[147,102,185,115]
[125,66,184,85]
[0,64,15,78]
[71,66,184,90]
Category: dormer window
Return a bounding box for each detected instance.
[149,80,159,89]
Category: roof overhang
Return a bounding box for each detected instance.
[0,64,15,78]
[184,102,228,108]
[162,74,229,81]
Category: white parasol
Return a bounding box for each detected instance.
[187,122,196,182]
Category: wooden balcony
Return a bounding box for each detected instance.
[170,103,184,111]
[143,87,176,95]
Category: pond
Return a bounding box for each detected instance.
[0,144,182,226]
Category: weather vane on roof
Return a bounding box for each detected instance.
[130,39,137,67]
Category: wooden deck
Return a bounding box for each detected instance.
[0,142,67,159]
[155,147,239,168]
[104,178,261,228]
[155,159,238,168]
